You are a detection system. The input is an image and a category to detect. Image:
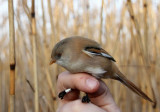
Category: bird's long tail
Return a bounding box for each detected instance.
[113,71,154,103]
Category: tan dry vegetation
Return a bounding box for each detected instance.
[0,0,160,112]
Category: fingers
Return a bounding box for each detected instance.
[57,71,121,112]
[57,100,106,112]
[89,81,121,112]
[57,71,99,101]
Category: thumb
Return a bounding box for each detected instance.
[88,80,121,112]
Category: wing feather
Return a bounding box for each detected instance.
[83,46,116,62]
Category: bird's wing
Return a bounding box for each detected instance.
[82,46,116,62]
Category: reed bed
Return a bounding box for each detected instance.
[0,0,160,112]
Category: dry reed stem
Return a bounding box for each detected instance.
[8,0,16,111]
[0,60,2,112]
[127,0,145,61]
[127,2,155,109]
[22,1,31,24]
[41,0,56,101]
[31,0,39,112]
[143,0,149,62]
[47,0,56,45]
[99,0,104,45]
[48,0,60,76]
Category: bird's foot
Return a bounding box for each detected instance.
[58,88,72,99]
[82,94,90,103]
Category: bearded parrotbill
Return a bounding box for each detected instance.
[50,36,154,103]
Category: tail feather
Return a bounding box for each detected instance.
[114,72,154,103]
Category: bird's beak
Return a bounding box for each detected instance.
[49,58,56,65]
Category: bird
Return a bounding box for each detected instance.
[50,36,154,103]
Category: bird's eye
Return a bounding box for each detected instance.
[56,53,62,59]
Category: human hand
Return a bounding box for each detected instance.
[56,71,121,112]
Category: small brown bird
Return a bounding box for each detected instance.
[50,36,154,103]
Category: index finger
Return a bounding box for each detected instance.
[57,71,99,102]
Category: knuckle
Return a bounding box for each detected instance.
[57,72,66,83]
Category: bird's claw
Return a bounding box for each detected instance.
[58,90,66,99]
[82,94,90,103]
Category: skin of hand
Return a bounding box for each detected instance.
[56,71,121,112]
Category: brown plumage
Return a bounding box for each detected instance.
[50,36,154,103]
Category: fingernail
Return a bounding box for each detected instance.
[86,78,98,90]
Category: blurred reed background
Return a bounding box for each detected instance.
[0,0,160,112]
